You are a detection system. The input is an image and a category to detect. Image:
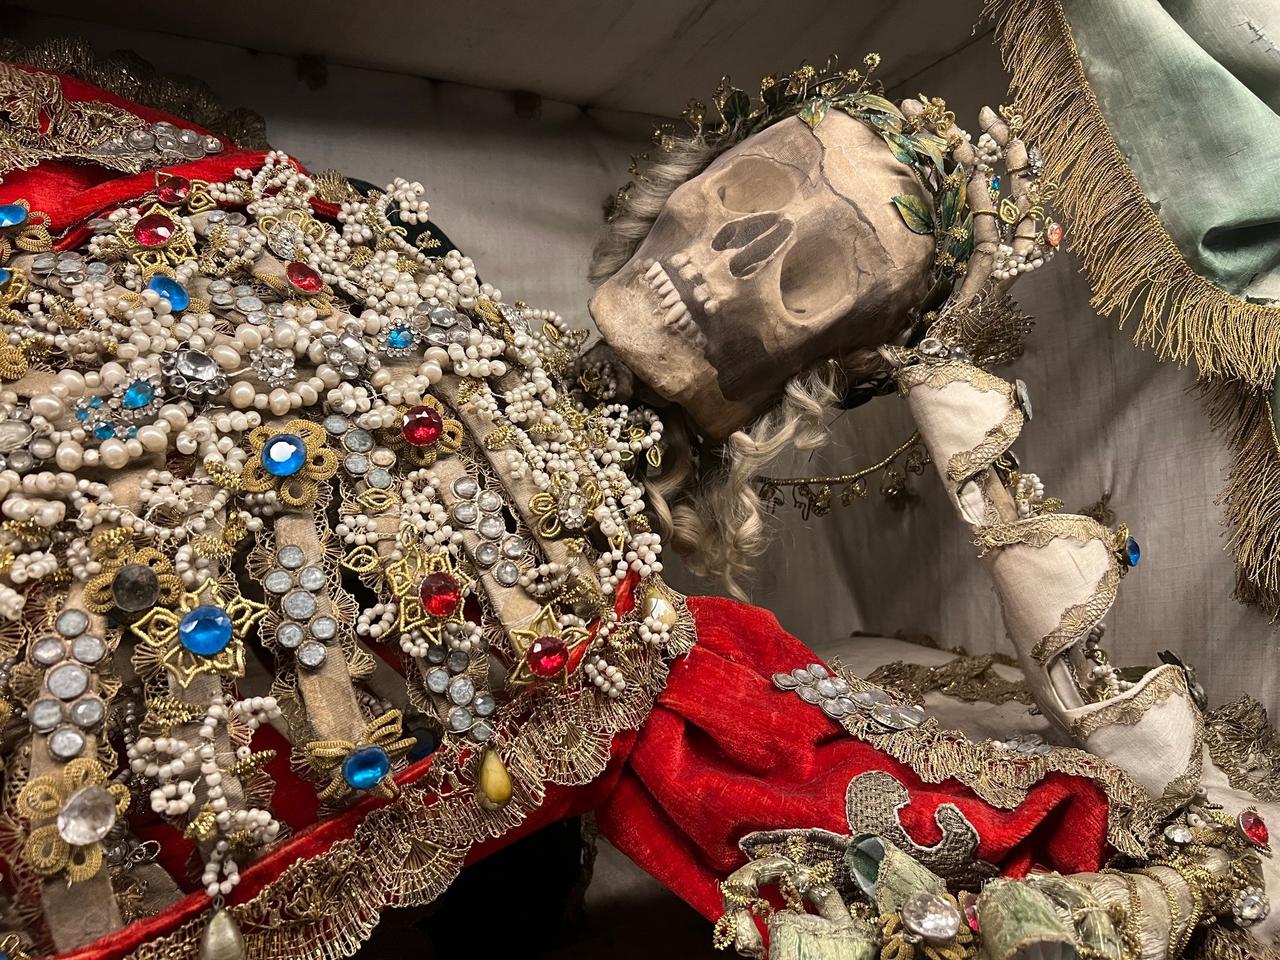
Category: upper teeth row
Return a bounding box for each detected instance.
[644,260,707,348]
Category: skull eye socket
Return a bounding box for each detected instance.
[779,232,845,318]
[712,155,799,214]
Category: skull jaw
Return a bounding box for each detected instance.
[590,261,769,440]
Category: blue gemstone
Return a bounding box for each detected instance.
[147,275,190,311]
[89,396,103,408]
[991,175,1001,190]
[122,379,156,410]
[262,434,306,476]
[0,267,10,285]
[407,727,439,762]
[1124,536,1141,568]
[178,605,234,656]
[93,423,116,440]
[342,745,391,790]
[0,204,27,227]
[386,326,414,350]
[76,407,89,421]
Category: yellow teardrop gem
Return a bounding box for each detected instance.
[478,749,512,810]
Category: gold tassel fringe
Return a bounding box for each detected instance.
[984,0,1280,389]
[1201,379,1280,616]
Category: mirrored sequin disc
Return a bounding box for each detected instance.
[56,609,89,637]
[871,702,926,730]
[821,698,848,719]
[772,672,800,690]
[48,725,86,761]
[297,640,327,669]
[264,570,294,594]
[798,685,821,704]
[70,696,105,728]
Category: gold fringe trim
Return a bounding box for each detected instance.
[1201,379,1280,616]
[984,0,1280,389]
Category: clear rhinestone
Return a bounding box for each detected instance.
[901,892,961,943]
[47,662,89,700]
[296,641,327,669]
[474,542,499,567]
[278,544,307,569]
[427,668,449,693]
[48,726,87,761]
[56,609,89,637]
[343,453,369,475]
[31,636,66,666]
[452,477,479,499]
[448,676,475,706]
[283,591,317,620]
[298,566,327,592]
[836,696,859,714]
[344,429,374,452]
[277,622,304,649]
[367,468,393,489]
[473,692,495,716]
[791,668,813,685]
[29,698,63,732]
[502,536,527,559]
[447,650,470,673]
[478,516,505,540]
[71,634,106,665]
[309,616,337,641]
[448,707,472,732]
[69,696,105,728]
[1165,824,1194,845]
[494,561,519,587]
[323,415,350,434]
[235,295,265,313]
[477,490,503,513]
[452,503,479,526]
[426,644,447,664]
[264,570,294,594]
[471,720,495,742]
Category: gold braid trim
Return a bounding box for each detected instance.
[867,654,1030,706]
[1204,695,1280,804]
[830,660,1157,857]
[115,578,694,960]
[1069,666,1189,740]
[1197,914,1280,960]
[1202,379,1280,618]
[0,36,268,148]
[984,0,1280,390]
[895,361,1024,483]
[1032,562,1120,663]
[974,512,1108,557]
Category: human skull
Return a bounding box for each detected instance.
[590,111,935,438]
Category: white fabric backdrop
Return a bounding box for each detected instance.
[11,15,1277,716]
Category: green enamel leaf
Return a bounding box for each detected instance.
[912,132,949,172]
[883,131,917,165]
[940,177,966,229]
[798,97,830,130]
[853,92,904,119]
[720,88,750,124]
[892,195,935,235]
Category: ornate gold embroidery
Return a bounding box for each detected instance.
[1204,696,1280,804]
[1069,666,1188,740]
[868,653,1030,706]
[1033,562,1121,663]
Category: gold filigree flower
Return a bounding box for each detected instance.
[385,395,463,468]
[506,604,589,689]
[303,710,415,802]
[83,533,183,616]
[529,474,603,539]
[240,418,339,509]
[17,757,129,883]
[129,576,267,688]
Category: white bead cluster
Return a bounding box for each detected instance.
[126,695,282,896]
[1012,472,1046,519]
[583,656,626,699]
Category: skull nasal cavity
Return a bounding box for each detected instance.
[712,214,793,279]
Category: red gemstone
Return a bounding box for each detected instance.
[419,572,461,618]
[286,261,324,293]
[959,891,980,933]
[134,213,176,247]
[402,405,444,446]
[1046,221,1064,248]
[527,635,568,678]
[156,174,191,204]
[1240,809,1269,848]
